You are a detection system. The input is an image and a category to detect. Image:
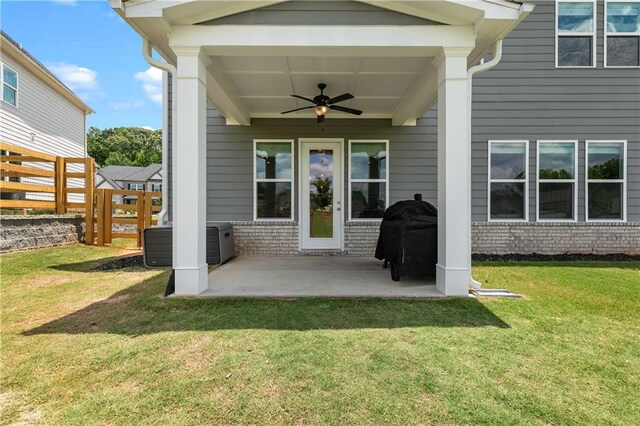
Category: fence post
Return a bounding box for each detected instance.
[144,191,152,229]
[136,193,144,248]
[96,189,105,246]
[84,158,96,245]
[55,157,65,214]
[105,189,113,245]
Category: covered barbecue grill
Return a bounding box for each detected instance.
[375,194,438,281]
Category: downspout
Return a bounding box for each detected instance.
[466,39,504,289]
[142,38,175,226]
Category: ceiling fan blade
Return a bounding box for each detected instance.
[317,114,325,123]
[328,93,354,104]
[291,94,316,104]
[330,105,363,115]
[281,106,315,115]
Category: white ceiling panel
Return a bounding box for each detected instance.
[353,74,415,98]
[359,57,429,73]
[227,73,292,97]
[215,56,288,72]
[287,56,360,73]
[242,97,299,114]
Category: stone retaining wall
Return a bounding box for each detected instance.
[0,215,84,253]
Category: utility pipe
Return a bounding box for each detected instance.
[142,38,176,226]
[466,40,504,289]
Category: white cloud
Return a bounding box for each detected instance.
[47,62,99,92]
[108,100,144,111]
[141,126,156,131]
[134,67,163,105]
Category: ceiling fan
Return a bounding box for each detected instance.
[281,83,363,123]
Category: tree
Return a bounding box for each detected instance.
[310,177,333,209]
[87,126,162,167]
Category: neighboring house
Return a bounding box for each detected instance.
[113,0,639,296]
[0,30,93,202]
[96,164,162,204]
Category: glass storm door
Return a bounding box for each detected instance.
[300,140,343,250]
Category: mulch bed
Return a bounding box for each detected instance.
[92,255,145,270]
[473,253,640,262]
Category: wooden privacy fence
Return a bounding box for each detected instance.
[0,141,96,233]
[93,188,162,248]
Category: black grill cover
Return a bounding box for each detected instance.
[374,196,438,281]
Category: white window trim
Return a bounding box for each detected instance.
[585,140,627,222]
[1,62,18,108]
[555,0,597,68]
[348,139,389,222]
[253,139,295,221]
[487,140,530,223]
[536,140,579,222]
[604,0,640,68]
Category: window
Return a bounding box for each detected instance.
[586,141,626,220]
[349,140,388,220]
[488,141,529,221]
[556,0,596,67]
[605,1,640,67]
[254,140,293,220]
[537,141,578,221]
[128,183,145,191]
[151,183,162,192]
[1,63,18,107]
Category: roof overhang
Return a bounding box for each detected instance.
[111,0,534,125]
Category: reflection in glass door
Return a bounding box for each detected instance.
[309,149,334,238]
[300,140,342,250]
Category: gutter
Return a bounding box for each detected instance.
[466,39,504,290]
[142,38,176,226]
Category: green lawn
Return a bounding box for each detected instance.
[1,243,639,425]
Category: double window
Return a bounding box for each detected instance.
[537,141,578,221]
[254,140,294,220]
[128,183,145,191]
[605,1,640,67]
[488,141,529,221]
[586,141,626,220]
[1,63,18,107]
[556,0,596,67]
[349,140,388,220]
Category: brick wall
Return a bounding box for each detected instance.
[1,215,84,253]
[228,221,640,256]
[472,222,640,255]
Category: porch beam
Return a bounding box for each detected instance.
[169,25,477,57]
[435,47,474,296]
[173,46,208,295]
[391,61,438,126]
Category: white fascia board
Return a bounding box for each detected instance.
[169,25,477,56]
[120,0,186,18]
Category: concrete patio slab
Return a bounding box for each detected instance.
[201,256,443,298]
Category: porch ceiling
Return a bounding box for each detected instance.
[213,55,432,119]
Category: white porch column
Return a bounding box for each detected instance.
[435,47,473,296]
[173,47,208,295]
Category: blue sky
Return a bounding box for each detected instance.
[2,0,163,130]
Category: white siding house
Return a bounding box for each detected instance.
[0,31,93,202]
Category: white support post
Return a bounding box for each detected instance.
[173,47,208,295]
[435,47,473,297]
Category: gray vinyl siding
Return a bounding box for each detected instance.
[197,1,441,26]
[205,109,437,222]
[471,0,640,222]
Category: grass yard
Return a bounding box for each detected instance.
[1,242,639,425]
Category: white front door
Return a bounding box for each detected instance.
[300,139,343,250]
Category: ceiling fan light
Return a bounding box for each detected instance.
[314,105,329,116]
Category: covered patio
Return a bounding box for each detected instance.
[201,256,442,298]
[112,0,533,297]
